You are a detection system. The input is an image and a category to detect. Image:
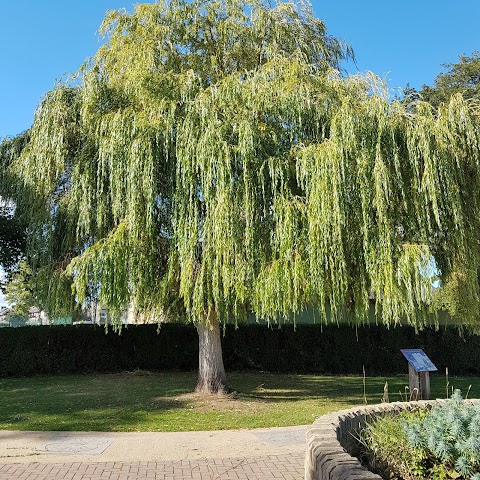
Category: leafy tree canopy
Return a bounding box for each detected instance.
[3,261,37,317]
[0,134,29,275]
[405,51,480,109]
[0,205,26,275]
[400,51,480,324]
[2,0,480,336]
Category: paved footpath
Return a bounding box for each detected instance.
[0,454,304,479]
[0,426,307,480]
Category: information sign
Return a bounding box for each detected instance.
[400,349,437,372]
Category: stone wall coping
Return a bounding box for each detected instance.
[305,399,480,480]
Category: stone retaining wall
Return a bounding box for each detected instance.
[305,399,480,480]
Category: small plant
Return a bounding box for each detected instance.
[382,381,389,403]
[403,390,480,479]
[360,409,430,479]
[362,391,480,479]
[9,414,29,422]
[446,367,450,399]
[398,385,420,402]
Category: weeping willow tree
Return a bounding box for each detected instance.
[2,0,480,393]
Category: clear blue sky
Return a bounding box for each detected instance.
[0,1,479,139]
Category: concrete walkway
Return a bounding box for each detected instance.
[0,426,307,479]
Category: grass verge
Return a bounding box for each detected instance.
[0,372,477,432]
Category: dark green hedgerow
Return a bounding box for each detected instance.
[1,323,480,377]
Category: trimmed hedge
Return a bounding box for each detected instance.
[0,324,198,376]
[0,323,479,376]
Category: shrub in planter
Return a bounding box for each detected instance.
[362,392,480,480]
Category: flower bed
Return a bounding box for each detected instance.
[305,398,480,480]
[362,392,480,479]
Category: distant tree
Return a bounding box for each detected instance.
[3,0,480,393]
[421,51,480,108]
[400,83,420,112]
[4,261,37,317]
[0,205,26,274]
[403,51,480,110]
[0,134,29,275]
[0,131,75,316]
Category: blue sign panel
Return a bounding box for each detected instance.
[401,349,437,372]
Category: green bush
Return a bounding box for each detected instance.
[362,392,480,480]
[0,324,199,376]
[361,410,429,479]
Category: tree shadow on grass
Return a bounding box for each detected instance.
[0,372,477,432]
[228,373,404,403]
[228,373,479,404]
[0,372,198,432]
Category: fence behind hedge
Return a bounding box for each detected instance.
[0,323,478,377]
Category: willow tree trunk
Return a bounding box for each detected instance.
[195,312,227,394]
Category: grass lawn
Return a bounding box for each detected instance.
[0,372,477,432]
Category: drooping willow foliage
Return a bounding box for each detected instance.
[2,0,480,329]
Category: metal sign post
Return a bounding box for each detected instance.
[400,349,437,400]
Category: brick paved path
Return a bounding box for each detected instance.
[0,453,304,479]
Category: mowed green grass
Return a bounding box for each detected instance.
[0,372,477,432]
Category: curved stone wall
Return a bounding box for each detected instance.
[305,399,480,480]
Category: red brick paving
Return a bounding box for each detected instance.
[0,453,304,479]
